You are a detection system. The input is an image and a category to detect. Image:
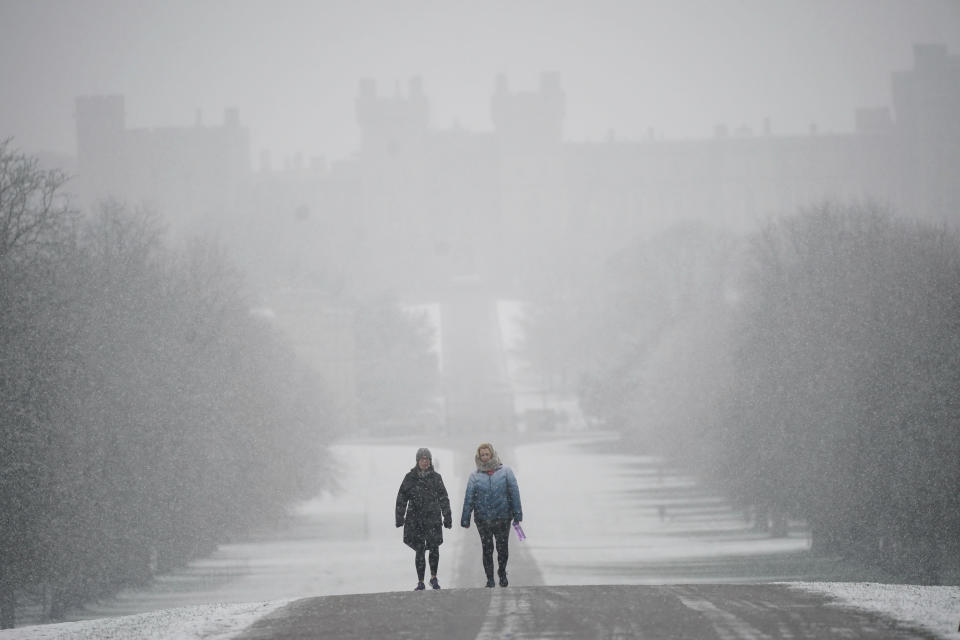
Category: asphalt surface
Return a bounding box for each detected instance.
[235,584,938,639]
[233,435,939,639]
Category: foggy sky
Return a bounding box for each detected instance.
[2,0,959,165]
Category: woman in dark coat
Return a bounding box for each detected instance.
[395,447,452,590]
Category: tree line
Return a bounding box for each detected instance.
[715,204,959,584]
[523,202,960,585]
[0,141,336,627]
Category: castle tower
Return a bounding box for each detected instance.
[490,73,568,288]
[354,76,430,158]
[892,44,960,221]
[490,71,565,152]
[352,77,433,292]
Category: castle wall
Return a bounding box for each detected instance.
[73,46,958,300]
[75,96,250,234]
[69,45,959,436]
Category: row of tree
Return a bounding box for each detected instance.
[523,202,960,584]
[0,141,336,626]
[716,205,960,584]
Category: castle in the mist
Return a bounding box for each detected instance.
[75,43,958,299]
[72,43,960,434]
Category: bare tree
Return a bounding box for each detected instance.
[1,147,336,625]
[0,139,74,264]
[0,140,77,629]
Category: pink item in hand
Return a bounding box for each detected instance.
[513,521,526,541]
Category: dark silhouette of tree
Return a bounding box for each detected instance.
[0,143,336,626]
[714,203,960,582]
[0,140,78,628]
[525,200,959,583]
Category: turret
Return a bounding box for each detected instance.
[892,43,960,134]
[355,76,430,156]
[490,72,565,151]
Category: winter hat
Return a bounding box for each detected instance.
[416,447,432,462]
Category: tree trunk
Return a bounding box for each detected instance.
[0,584,15,630]
[770,509,789,538]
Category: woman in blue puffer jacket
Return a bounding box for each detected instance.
[461,442,523,587]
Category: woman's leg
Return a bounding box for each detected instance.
[492,519,511,579]
[476,520,495,580]
[414,547,426,582]
[428,549,439,577]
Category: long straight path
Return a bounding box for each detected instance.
[235,584,938,639]
[54,432,836,621]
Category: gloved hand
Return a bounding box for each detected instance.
[461,520,470,528]
[396,522,403,528]
[444,519,452,529]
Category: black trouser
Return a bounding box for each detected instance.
[414,548,439,581]
[476,519,511,579]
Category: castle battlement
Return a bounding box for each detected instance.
[491,72,566,150]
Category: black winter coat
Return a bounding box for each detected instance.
[395,467,452,551]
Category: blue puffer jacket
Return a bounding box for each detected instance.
[461,465,523,526]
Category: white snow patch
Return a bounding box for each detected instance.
[786,582,960,639]
[515,436,811,584]
[0,600,291,640]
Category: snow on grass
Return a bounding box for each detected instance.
[0,600,291,640]
[515,436,810,584]
[785,582,960,639]
[0,442,464,638]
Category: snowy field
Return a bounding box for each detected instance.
[1,436,957,639]
[515,436,812,582]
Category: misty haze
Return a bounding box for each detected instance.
[1,1,959,638]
